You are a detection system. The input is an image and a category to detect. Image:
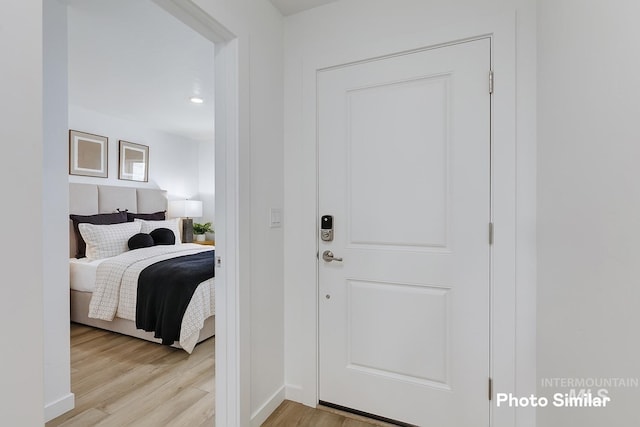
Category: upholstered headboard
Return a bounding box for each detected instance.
[69,183,168,257]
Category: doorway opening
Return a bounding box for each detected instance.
[44,0,239,425]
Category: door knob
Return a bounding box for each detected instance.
[322,250,343,262]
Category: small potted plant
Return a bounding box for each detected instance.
[193,222,213,242]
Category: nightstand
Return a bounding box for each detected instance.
[192,240,215,246]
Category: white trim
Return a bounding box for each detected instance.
[214,37,242,427]
[152,0,234,43]
[152,2,241,426]
[251,385,286,426]
[488,16,519,427]
[285,384,304,402]
[44,393,75,422]
[293,13,533,427]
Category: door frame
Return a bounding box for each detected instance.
[152,1,240,425]
[291,15,534,427]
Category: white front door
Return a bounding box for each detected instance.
[318,38,491,426]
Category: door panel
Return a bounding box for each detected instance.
[347,280,450,386]
[318,38,491,426]
[347,74,450,248]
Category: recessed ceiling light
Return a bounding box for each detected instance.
[190,96,204,104]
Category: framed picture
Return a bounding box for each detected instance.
[119,140,149,182]
[69,130,108,178]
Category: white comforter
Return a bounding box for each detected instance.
[88,244,215,353]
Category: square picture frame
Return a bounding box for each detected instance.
[118,140,149,182]
[69,130,108,178]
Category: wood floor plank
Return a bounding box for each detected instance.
[165,393,215,427]
[53,408,109,427]
[195,415,216,427]
[46,324,215,427]
[50,325,390,427]
[98,351,206,415]
[262,400,394,427]
[137,387,209,427]
[94,377,202,426]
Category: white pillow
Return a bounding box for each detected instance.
[78,221,142,260]
[134,218,181,244]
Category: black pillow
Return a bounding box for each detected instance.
[128,233,154,250]
[150,227,175,245]
[126,211,166,222]
[70,211,128,258]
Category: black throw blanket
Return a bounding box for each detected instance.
[136,250,214,345]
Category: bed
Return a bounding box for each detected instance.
[68,183,215,353]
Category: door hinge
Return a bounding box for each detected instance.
[489,377,493,400]
[489,222,494,245]
[489,70,494,94]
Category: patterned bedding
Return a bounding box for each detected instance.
[88,243,215,353]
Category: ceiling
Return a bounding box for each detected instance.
[66,0,340,141]
[67,0,215,141]
[269,0,340,16]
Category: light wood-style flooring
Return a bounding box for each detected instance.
[46,323,215,427]
[48,324,393,427]
[263,400,398,427]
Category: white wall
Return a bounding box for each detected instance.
[198,139,216,227]
[282,1,536,426]
[187,1,286,425]
[68,105,203,202]
[0,0,45,425]
[43,0,75,421]
[537,1,640,426]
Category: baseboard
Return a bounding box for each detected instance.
[250,385,285,426]
[44,392,75,422]
[285,384,303,402]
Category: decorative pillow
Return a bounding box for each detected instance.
[150,227,176,245]
[135,218,181,244]
[128,233,154,250]
[126,210,166,222]
[70,211,128,258]
[78,221,142,260]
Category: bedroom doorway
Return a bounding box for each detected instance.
[317,39,492,426]
[47,0,240,425]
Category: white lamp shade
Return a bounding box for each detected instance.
[169,200,202,218]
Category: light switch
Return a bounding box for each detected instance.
[270,208,282,228]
